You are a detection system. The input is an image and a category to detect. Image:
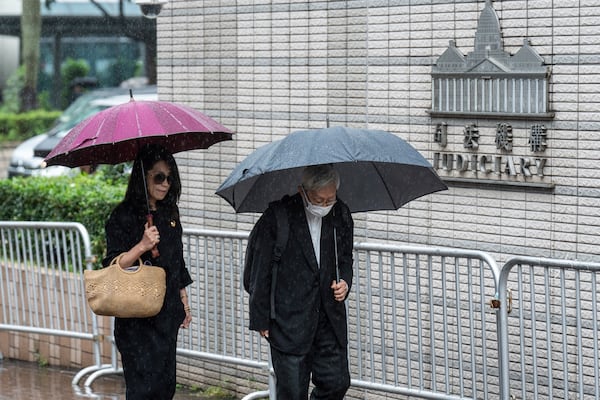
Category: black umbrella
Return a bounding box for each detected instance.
[216,126,447,213]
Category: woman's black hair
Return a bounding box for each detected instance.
[124,144,182,211]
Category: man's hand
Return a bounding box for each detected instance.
[260,330,269,338]
[331,279,349,302]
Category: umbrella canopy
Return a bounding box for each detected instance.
[216,126,447,213]
[44,95,233,167]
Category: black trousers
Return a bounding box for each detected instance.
[270,313,350,400]
[115,319,179,400]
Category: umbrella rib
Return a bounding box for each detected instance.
[371,162,398,209]
[156,103,184,131]
[89,118,108,146]
[134,105,144,137]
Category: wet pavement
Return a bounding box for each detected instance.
[0,358,212,399]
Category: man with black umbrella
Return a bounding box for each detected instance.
[246,164,354,400]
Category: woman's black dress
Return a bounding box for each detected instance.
[103,201,193,400]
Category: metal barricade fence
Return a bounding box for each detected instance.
[0,221,105,383]
[347,242,501,400]
[178,228,275,400]
[178,229,502,400]
[8,223,599,399]
[497,257,600,400]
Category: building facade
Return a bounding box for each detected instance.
[157,0,600,265]
[0,0,153,106]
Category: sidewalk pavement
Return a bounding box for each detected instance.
[0,358,214,399]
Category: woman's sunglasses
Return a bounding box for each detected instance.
[152,172,174,185]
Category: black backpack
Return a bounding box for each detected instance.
[243,201,289,308]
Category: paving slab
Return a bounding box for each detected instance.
[0,358,217,399]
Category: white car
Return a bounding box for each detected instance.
[8,86,157,178]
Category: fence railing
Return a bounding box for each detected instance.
[347,242,501,399]
[177,228,275,399]
[0,221,94,338]
[497,257,600,400]
[176,229,502,400]
[0,221,106,382]
[2,221,600,400]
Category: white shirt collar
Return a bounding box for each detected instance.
[304,208,322,267]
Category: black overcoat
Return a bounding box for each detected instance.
[248,193,354,355]
[102,201,193,399]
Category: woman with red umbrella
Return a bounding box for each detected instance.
[102,144,193,399]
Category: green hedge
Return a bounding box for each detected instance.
[0,172,127,265]
[0,110,62,143]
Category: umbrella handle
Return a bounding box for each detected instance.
[146,214,160,258]
[333,211,340,283]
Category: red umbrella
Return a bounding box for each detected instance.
[44,91,233,258]
[44,92,233,168]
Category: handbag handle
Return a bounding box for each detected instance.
[111,253,145,273]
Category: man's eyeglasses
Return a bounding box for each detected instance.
[309,196,337,207]
[303,186,336,207]
[152,172,174,185]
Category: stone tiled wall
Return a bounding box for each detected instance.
[156,0,600,265]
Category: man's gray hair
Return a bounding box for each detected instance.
[301,164,340,191]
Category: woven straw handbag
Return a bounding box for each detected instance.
[84,253,166,318]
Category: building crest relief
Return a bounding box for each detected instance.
[429,0,554,191]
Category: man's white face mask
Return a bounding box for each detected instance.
[301,186,335,218]
[307,202,334,218]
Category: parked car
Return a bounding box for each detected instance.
[8,86,157,178]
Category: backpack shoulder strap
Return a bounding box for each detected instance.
[269,200,289,320]
[271,201,289,262]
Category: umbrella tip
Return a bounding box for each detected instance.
[129,89,134,101]
[40,161,47,169]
